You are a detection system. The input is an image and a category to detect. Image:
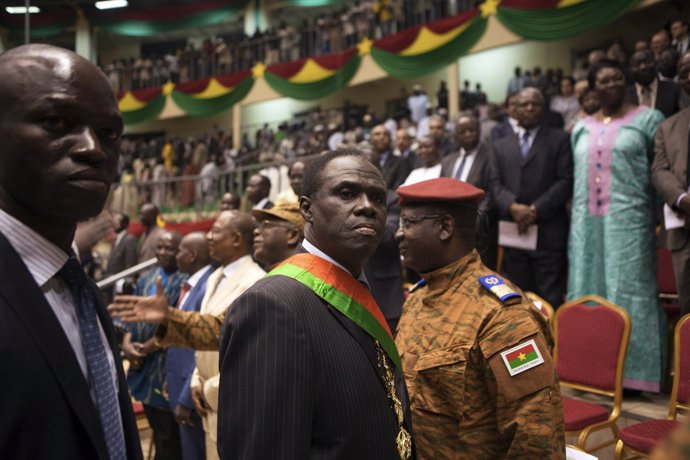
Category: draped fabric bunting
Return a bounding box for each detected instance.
[0,8,76,38]
[263,49,362,100]
[118,88,166,125]
[171,70,255,117]
[494,0,641,40]
[117,71,254,123]
[109,0,641,124]
[369,9,487,79]
[88,0,249,37]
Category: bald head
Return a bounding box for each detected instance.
[176,231,211,274]
[0,44,122,251]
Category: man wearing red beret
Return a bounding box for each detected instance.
[394,178,564,459]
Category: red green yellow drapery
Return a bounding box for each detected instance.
[262,49,362,100]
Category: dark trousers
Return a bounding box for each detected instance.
[671,242,690,316]
[143,404,183,460]
[179,409,206,460]
[503,248,567,309]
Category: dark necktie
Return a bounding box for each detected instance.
[58,257,126,460]
[453,152,467,180]
[520,130,531,158]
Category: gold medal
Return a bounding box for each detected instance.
[375,340,412,460]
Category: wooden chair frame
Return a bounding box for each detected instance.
[525,291,555,326]
[615,313,690,459]
[555,295,631,453]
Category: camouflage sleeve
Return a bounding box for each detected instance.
[479,307,565,459]
[155,308,224,351]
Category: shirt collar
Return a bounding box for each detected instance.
[0,208,69,287]
[419,250,479,292]
[459,146,478,158]
[222,255,251,279]
[254,197,270,209]
[302,239,369,286]
[518,125,540,138]
[187,264,212,288]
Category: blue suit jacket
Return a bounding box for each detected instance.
[166,266,213,409]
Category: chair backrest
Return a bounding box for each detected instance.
[554,295,631,394]
[658,247,678,295]
[670,314,690,418]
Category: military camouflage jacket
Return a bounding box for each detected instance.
[395,250,565,459]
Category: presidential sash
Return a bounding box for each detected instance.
[266,253,402,370]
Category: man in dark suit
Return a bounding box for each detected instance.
[138,202,164,262]
[364,189,405,333]
[218,150,413,459]
[626,49,681,118]
[168,232,213,460]
[441,113,497,269]
[428,115,458,157]
[491,92,520,142]
[371,124,411,190]
[0,44,142,459]
[490,87,573,308]
[106,213,138,277]
[246,174,274,209]
[652,51,690,316]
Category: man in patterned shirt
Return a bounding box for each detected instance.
[394,177,564,459]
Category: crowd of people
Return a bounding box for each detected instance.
[101,0,474,93]
[4,10,690,460]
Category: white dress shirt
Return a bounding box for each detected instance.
[302,239,369,286]
[178,264,212,309]
[0,209,119,404]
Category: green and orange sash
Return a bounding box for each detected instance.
[266,253,402,370]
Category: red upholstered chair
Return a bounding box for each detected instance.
[614,314,690,459]
[658,247,680,320]
[554,295,631,453]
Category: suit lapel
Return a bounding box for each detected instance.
[0,233,109,459]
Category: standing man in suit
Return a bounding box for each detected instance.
[246,174,274,209]
[652,51,690,316]
[490,87,573,308]
[106,213,138,277]
[218,150,413,459]
[103,212,139,303]
[491,92,520,142]
[192,210,265,460]
[168,232,213,460]
[138,202,164,262]
[371,124,412,190]
[442,113,497,269]
[0,44,142,459]
[428,115,458,158]
[672,19,690,56]
[626,49,681,118]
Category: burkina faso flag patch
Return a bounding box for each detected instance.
[500,338,545,376]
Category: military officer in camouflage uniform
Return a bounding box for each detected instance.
[394,177,564,459]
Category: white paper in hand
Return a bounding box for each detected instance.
[566,446,597,460]
[498,221,538,250]
[664,204,685,230]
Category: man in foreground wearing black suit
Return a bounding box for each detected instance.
[0,44,142,459]
[626,48,681,118]
[490,87,573,308]
[218,150,414,459]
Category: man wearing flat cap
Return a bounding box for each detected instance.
[394,178,564,459]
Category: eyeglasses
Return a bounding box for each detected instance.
[398,214,446,230]
[257,220,296,231]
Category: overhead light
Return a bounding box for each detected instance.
[95,0,128,9]
[5,6,41,14]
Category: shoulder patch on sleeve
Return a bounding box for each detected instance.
[479,275,522,303]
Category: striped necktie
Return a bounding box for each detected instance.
[58,257,126,460]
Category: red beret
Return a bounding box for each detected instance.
[397,178,485,206]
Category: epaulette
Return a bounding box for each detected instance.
[408,278,427,294]
[479,275,522,303]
